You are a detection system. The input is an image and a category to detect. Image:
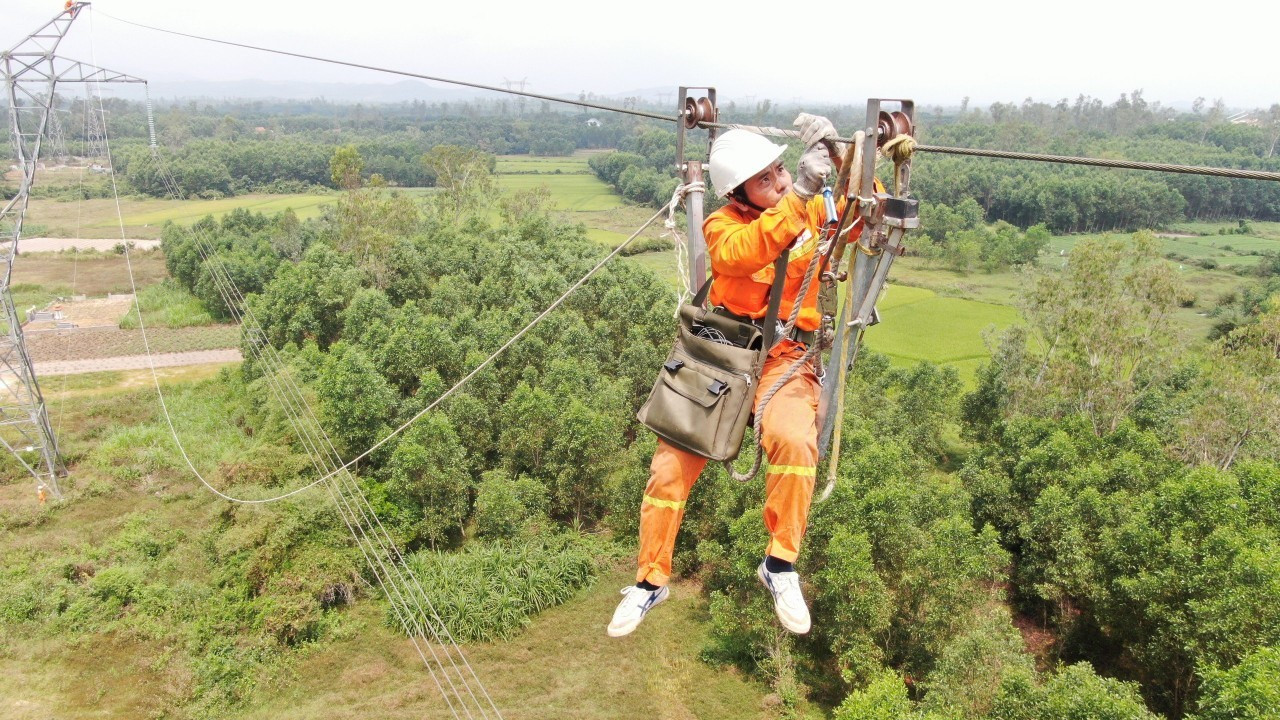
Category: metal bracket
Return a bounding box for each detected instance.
[675,87,717,298]
[675,86,717,173]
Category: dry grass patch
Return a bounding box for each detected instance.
[241,568,775,720]
[10,249,166,293]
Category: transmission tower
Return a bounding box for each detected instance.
[503,76,528,115]
[1,2,145,496]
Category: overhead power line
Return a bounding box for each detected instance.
[912,144,1280,182]
[99,10,1280,186]
[702,122,1280,183]
[97,11,674,122]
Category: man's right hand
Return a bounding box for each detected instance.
[793,144,832,200]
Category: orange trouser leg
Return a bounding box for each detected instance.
[636,438,707,586]
[756,348,821,563]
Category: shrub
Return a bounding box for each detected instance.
[88,565,145,605]
[473,470,550,539]
[399,535,607,642]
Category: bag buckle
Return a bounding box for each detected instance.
[663,359,684,373]
[708,379,728,396]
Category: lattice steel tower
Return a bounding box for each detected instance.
[1,3,145,496]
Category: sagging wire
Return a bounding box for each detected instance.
[87,13,499,718]
[114,147,498,720]
[130,147,502,718]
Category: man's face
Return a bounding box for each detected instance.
[741,160,792,209]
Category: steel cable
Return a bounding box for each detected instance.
[97,10,674,123]
[911,143,1280,181]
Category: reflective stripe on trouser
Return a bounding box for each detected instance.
[637,345,821,585]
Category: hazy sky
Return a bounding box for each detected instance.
[5,0,1277,111]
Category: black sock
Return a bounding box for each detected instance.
[764,555,794,574]
[637,580,661,591]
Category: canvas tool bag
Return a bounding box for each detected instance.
[637,253,789,461]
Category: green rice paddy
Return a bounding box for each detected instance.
[864,285,1022,381]
[494,173,623,212]
[494,155,593,174]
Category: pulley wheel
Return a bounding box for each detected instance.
[696,97,716,125]
[683,97,700,128]
[684,96,716,129]
[889,111,913,139]
[876,111,897,147]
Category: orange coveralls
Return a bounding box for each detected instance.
[637,190,858,586]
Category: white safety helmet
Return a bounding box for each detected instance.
[708,129,787,199]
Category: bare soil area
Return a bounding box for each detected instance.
[34,349,242,376]
[24,325,241,362]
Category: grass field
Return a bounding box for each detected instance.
[1168,220,1280,239]
[237,569,779,720]
[1045,229,1280,270]
[492,150,625,213]
[22,193,338,240]
[120,194,336,226]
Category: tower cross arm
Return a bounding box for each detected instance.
[53,58,147,84]
[4,56,147,85]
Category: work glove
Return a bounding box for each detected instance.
[793,144,832,200]
[793,113,838,147]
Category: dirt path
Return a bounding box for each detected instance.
[20,238,161,252]
[34,349,242,376]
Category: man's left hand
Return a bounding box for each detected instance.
[794,113,838,148]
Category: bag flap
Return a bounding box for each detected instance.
[676,326,760,372]
[659,365,727,408]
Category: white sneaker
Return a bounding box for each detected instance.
[607,584,669,637]
[757,562,811,634]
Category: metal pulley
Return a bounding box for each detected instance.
[683,96,716,129]
[875,110,914,147]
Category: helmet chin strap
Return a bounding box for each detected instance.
[730,188,768,214]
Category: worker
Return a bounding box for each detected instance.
[609,114,850,638]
